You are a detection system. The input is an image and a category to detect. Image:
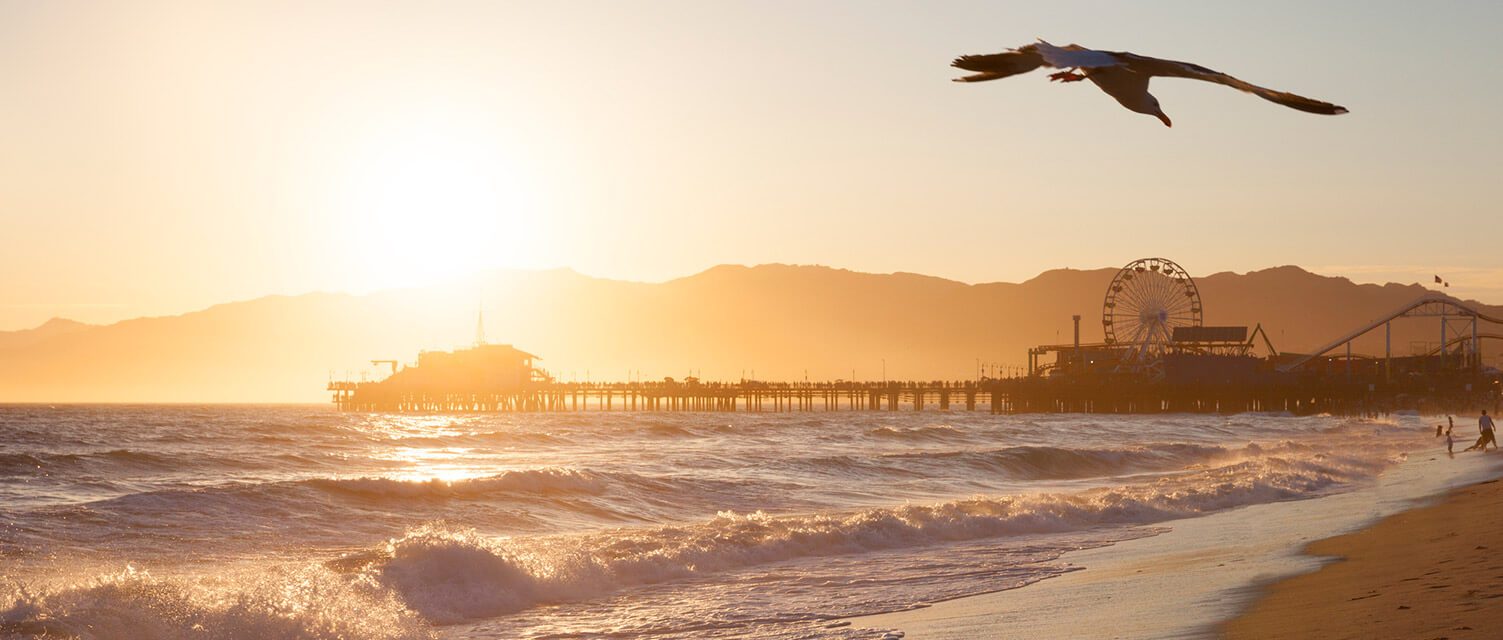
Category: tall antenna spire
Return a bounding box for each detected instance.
[475,305,486,347]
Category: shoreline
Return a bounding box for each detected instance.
[1222,470,1503,639]
[849,445,1502,639]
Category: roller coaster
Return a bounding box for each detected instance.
[1278,293,1503,376]
[1031,258,1502,385]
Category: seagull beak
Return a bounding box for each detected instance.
[1155,111,1172,128]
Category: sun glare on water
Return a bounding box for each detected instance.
[361,416,498,484]
[381,446,490,484]
[394,466,488,485]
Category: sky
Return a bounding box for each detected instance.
[2,0,1501,330]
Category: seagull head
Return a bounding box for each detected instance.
[1123,92,1172,127]
[1147,96,1171,127]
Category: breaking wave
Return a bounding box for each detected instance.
[340,447,1386,622]
[0,566,433,640]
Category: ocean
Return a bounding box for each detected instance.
[0,406,1443,639]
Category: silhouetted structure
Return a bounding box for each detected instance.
[328,372,1497,416]
[327,261,1502,416]
[329,343,550,411]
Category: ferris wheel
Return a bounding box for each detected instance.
[1102,257,1202,366]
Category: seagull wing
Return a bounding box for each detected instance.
[1033,40,1121,69]
[1116,52,1348,115]
[951,45,1044,83]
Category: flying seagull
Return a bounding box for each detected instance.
[951,40,1348,127]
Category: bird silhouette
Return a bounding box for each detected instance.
[952,40,1348,127]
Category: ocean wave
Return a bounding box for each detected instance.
[0,565,433,640]
[0,449,174,475]
[63,467,760,532]
[801,442,1238,482]
[0,447,355,478]
[895,442,1235,478]
[1320,415,1417,435]
[645,423,699,437]
[306,468,611,499]
[0,453,47,472]
[867,425,969,441]
[384,430,569,449]
[345,447,1387,622]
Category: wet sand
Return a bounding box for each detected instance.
[1223,473,1503,639]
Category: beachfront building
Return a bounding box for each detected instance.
[329,343,551,411]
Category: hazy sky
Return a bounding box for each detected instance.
[3,0,1501,329]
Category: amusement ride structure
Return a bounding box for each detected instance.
[1102,257,1204,373]
[1030,257,1267,380]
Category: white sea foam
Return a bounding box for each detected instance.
[0,566,432,640]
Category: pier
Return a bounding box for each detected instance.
[327,375,1497,416]
[328,379,998,413]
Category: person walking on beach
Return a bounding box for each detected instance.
[1464,411,1496,452]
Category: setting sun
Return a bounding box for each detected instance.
[319,112,545,292]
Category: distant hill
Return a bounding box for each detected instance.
[0,318,95,351]
[0,264,1489,403]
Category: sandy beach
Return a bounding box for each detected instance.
[1224,471,1503,639]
